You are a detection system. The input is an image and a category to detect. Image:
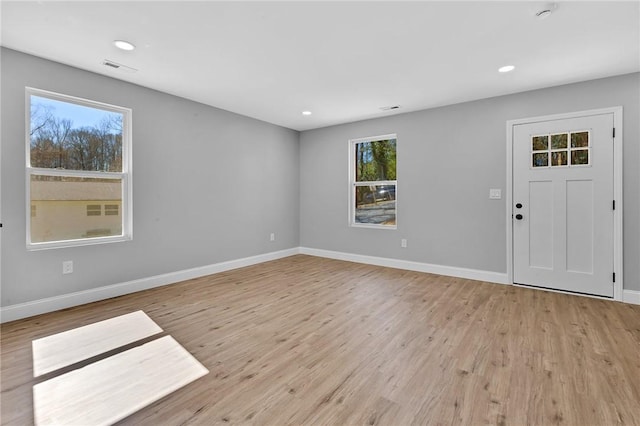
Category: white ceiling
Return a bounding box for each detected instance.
[1,1,639,131]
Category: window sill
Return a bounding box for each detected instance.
[27,234,132,251]
[350,223,397,230]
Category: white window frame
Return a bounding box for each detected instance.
[25,87,133,250]
[348,133,397,230]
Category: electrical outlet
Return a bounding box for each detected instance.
[62,261,73,274]
[401,239,407,248]
[270,233,275,242]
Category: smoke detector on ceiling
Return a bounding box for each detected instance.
[102,59,138,73]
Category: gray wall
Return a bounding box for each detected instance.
[1,48,300,306]
[299,73,640,291]
[2,47,638,310]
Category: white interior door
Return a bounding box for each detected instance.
[513,113,615,297]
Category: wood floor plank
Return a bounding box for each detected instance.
[2,255,639,425]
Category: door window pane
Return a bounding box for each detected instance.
[551,133,568,149]
[571,131,589,148]
[532,136,548,151]
[571,150,589,165]
[551,151,568,166]
[532,152,548,167]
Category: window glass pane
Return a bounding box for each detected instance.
[532,152,548,167]
[571,149,589,165]
[571,131,589,148]
[532,136,548,151]
[550,133,568,149]
[355,139,396,182]
[30,175,122,243]
[551,151,567,166]
[354,185,396,225]
[30,95,123,172]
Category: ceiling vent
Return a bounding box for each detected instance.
[102,60,138,73]
[379,105,401,111]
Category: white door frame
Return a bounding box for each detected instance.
[506,107,623,301]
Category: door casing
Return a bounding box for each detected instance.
[506,107,623,301]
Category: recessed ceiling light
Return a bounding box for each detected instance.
[498,65,515,73]
[114,40,136,51]
[302,111,312,116]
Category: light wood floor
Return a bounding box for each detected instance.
[2,255,639,425]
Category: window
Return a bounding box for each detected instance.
[531,131,590,168]
[27,88,132,249]
[349,134,397,228]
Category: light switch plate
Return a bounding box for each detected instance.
[489,189,502,199]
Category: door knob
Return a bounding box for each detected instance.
[516,203,523,209]
[515,214,523,220]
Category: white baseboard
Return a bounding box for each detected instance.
[623,289,640,305]
[0,248,300,323]
[299,247,509,285]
